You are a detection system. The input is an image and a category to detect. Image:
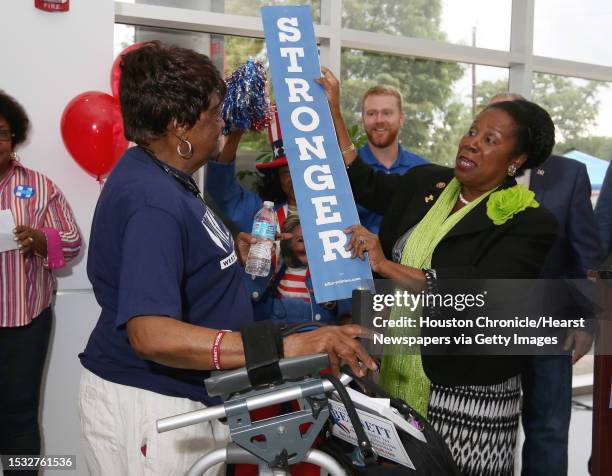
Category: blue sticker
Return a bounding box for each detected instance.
[14,185,35,199]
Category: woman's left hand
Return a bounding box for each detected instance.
[345,224,387,273]
[13,226,47,257]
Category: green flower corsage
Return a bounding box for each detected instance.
[486,184,539,225]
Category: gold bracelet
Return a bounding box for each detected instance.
[340,143,355,155]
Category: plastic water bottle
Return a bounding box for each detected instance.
[245,201,277,278]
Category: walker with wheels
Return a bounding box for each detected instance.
[157,351,458,476]
[157,353,350,476]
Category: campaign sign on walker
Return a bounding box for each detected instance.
[262,5,374,303]
[329,399,415,469]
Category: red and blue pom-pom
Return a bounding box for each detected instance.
[222,58,271,135]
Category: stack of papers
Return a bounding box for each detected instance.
[0,210,18,253]
[343,386,427,443]
[328,387,428,469]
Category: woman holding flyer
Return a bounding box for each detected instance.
[0,90,82,473]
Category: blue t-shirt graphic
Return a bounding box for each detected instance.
[80,147,253,404]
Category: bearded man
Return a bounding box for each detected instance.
[357,85,428,233]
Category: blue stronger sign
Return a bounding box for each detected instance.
[262,5,374,303]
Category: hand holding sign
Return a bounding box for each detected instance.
[316,66,359,167]
[345,224,387,273]
[314,66,341,114]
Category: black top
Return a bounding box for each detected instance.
[348,159,559,385]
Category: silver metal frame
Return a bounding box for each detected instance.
[157,373,351,433]
[157,373,353,476]
[185,444,347,476]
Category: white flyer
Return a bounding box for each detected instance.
[343,386,427,443]
[328,399,415,469]
[0,209,18,253]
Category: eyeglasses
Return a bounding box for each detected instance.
[0,129,13,142]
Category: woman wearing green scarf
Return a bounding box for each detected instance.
[318,67,558,476]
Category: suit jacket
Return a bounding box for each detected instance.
[530,155,601,278]
[348,159,558,386]
[595,160,612,259]
[528,155,602,332]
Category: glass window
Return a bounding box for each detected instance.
[342,0,511,51]
[123,0,321,23]
[341,48,509,166]
[114,23,136,57]
[114,24,276,191]
[117,25,269,76]
[534,0,612,67]
[533,73,612,202]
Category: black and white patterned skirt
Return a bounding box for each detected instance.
[427,376,521,476]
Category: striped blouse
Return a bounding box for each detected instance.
[0,160,81,327]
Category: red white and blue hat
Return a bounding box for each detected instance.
[256,104,288,172]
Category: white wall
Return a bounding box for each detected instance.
[2,0,113,288]
[0,1,114,474]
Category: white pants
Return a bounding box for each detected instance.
[78,368,229,476]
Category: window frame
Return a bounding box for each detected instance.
[114,0,612,97]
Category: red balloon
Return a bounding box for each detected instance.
[110,42,144,98]
[61,91,128,181]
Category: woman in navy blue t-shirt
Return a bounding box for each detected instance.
[78,41,376,476]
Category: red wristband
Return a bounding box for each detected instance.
[212,330,231,370]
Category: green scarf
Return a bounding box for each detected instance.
[379,177,495,417]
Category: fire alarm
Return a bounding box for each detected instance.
[35,0,69,12]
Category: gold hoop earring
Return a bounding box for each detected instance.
[507,163,518,177]
[177,137,193,159]
[9,151,18,161]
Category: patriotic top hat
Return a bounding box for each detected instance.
[256,104,288,172]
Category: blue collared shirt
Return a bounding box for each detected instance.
[356,143,428,233]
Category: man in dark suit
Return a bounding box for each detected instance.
[595,160,612,258]
[490,94,602,476]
